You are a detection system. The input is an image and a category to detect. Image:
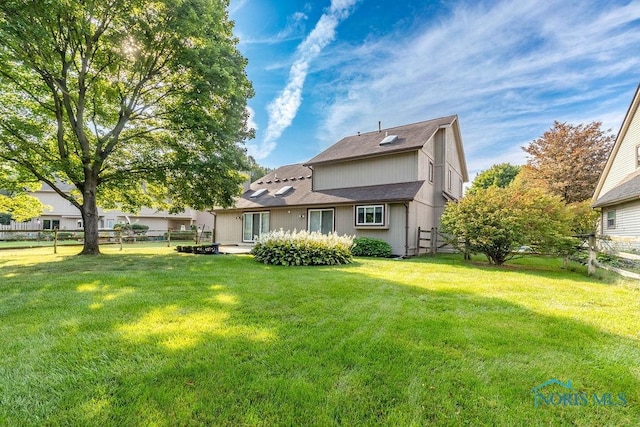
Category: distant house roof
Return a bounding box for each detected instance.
[218,163,424,211]
[593,170,640,208]
[305,115,460,167]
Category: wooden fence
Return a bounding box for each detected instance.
[593,235,640,279]
[417,227,462,256]
[0,229,211,253]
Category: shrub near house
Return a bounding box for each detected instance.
[351,237,392,257]
[251,230,353,266]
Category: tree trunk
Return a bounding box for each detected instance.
[80,176,101,255]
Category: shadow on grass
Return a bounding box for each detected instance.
[404,253,622,285]
[0,254,638,426]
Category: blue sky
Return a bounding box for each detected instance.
[229,0,640,179]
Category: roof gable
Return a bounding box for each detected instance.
[593,84,640,205]
[593,170,640,207]
[305,115,459,166]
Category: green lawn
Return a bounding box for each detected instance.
[1,246,639,426]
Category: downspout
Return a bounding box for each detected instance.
[404,202,410,257]
[305,165,314,191]
[210,211,216,243]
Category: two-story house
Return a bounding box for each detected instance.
[592,84,640,243]
[213,115,468,256]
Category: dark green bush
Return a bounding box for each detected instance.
[251,230,353,266]
[351,237,392,257]
[114,222,149,235]
[130,223,149,235]
[167,230,197,241]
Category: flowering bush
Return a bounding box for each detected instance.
[251,230,354,266]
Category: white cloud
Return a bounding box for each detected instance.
[246,106,258,132]
[247,0,360,159]
[315,0,640,170]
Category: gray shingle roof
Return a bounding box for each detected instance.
[593,170,640,207]
[221,163,424,211]
[304,115,458,166]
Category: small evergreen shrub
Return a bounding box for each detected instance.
[130,223,149,235]
[114,222,149,235]
[351,237,392,257]
[251,230,354,266]
[167,230,197,241]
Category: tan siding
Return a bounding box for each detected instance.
[131,218,166,232]
[59,218,81,230]
[36,191,80,216]
[214,212,243,243]
[334,203,408,256]
[270,208,308,232]
[313,151,418,190]
[417,143,436,189]
[411,199,435,238]
[601,108,640,195]
[444,125,465,200]
[334,206,355,234]
[195,212,216,230]
[601,201,640,238]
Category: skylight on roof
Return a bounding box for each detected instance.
[275,185,293,196]
[379,134,399,145]
[249,188,267,198]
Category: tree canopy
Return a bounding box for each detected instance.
[440,185,575,265]
[246,156,274,182]
[468,163,521,194]
[522,121,614,203]
[0,0,254,254]
[0,165,45,222]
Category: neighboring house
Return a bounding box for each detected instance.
[214,115,468,256]
[1,182,215,234]
[592,84,640,245]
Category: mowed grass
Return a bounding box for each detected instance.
[0,246,639,426]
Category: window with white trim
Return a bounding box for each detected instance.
[308,209,334,234]
[243,212,270,242]
[607,210,616,229]
[356,205,385,226]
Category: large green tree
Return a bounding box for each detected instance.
[0,0,253,254]
[522,121,614,203]
[440,185,574,265]
[468,163,521,194]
